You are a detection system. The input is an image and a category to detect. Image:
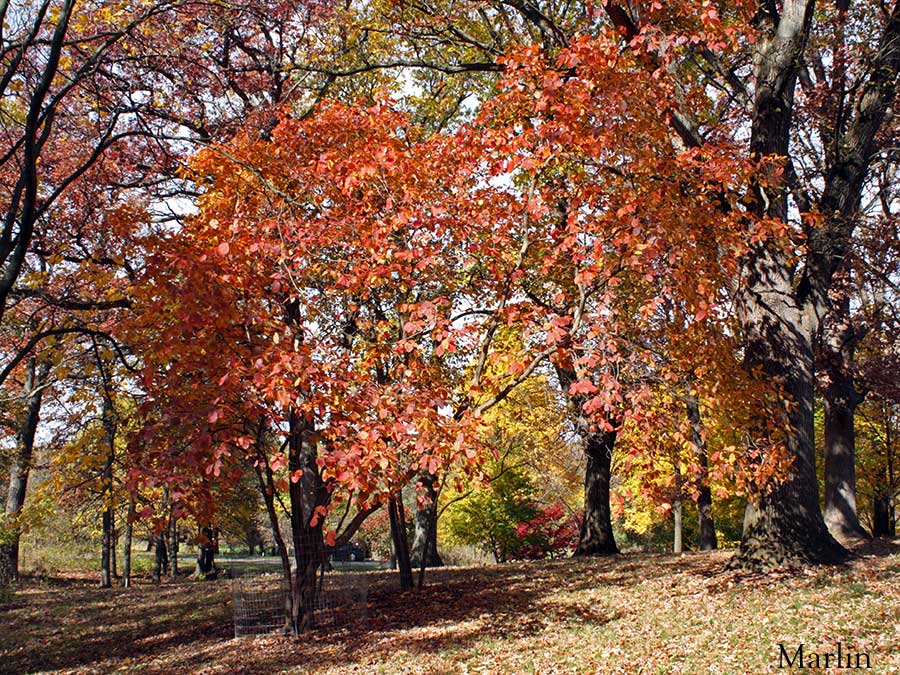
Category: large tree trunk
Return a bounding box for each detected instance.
[576,429,619,556]
[1,358,49,582]
[686,394,717,551]
[736,261,847,567]
[410,473,443,568]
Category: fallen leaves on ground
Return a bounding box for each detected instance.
[3,543,900,675]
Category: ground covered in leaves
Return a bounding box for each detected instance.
[3,545,900,675]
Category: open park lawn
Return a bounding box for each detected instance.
[3,546,900,675]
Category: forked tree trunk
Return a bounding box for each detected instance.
[388,494,414,590]
[730,0,900,568]
[410,473,443,568]
[286,410,330,634]
[1,358,49,582]
[686,395,717,551]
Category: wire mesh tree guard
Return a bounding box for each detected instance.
[231,565,369,637]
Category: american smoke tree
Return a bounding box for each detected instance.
[272,0,900,568]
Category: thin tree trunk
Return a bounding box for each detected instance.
[168,504,178,580]
[100,501,113,588]
[673,460,683,554]
[253,452,294,633]
[100,396,116,589]
[686,394,717,550]
[873,495,894,537]
[1,358,48,582]
[123,498,134,588]
[388,493,414,590]
[410,473,443,568]
[673,500,683,554]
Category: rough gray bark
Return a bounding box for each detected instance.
[1,358,49,581]
[410,473,443,568]
[686,394,717,551]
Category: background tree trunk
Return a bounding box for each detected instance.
[195,526,216,578]
[100,396,116,589]
[123,498,134,588]
[555,364,618,556]
[167,505,178,580]
[673,500,683,554]
[152,535,168,583]
[821,287,869,542]
[873,495,895,537]
[410,473,443,568]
